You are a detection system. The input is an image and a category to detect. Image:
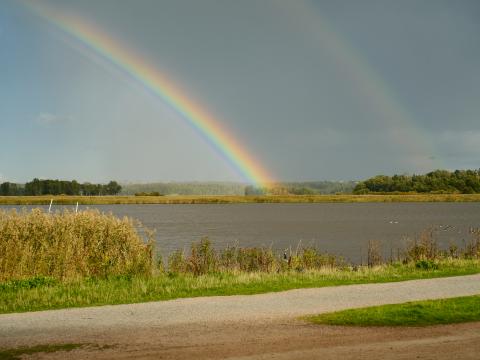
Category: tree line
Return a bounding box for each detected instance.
[245,181,357,195]
[123,181,356,196]
[0,179,122,196]
[2,170,478,196]
[121,182,245,196]
[354,170,480,194]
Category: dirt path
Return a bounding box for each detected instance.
[9,320,479,360]
[1,274,480,359]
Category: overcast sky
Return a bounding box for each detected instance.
[1,0,479,183]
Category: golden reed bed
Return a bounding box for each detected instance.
[1,193,480,205]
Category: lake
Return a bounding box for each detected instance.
[2,202,479,263]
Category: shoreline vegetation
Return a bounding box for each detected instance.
[2,260,479,314]
[1,209,480,313]
[1,193,480,205]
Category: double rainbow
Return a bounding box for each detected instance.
[25,2,273,186]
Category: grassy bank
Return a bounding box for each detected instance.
[1,209,480,313]
[1,193,480,205]
[307,295,480,327]
[1,259,480,314]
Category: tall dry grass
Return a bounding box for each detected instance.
[2,194,480,205]
[0,209,153,281]
[163,229,480,275]
[1,208,479,282]
[464,228,480,259]
[404,228,439,262]
[367,240,383,267]
[165,238,345,275]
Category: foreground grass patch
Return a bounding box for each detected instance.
[1,259,479,314]
[0,344,84,360]
[307,295,480,327]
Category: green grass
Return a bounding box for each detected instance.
[1,193,480,205]
[307,295,480,327]
[1,259,479,314]
[0,344,84,360]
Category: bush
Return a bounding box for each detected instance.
[367,240,383,267]
[134,192,162,196]
[0,276,58,291]
[234,247,277,272]
[289,247,342,271]
[463,229,480,259]
[188,237,218,275]
[415,260,439,270]
[168,250,188,274]
[404,229,439,262]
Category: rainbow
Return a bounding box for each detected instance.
[24,2,273,186]
[284,1,443,172]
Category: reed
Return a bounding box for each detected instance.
[1,193,480,205]
[164,238,345,275]
[464,228,480,259]
[0,209,153,281]
[1,208,480,314]
[367,240,383,267]
[404,228,439,262]
[2,208,480,283]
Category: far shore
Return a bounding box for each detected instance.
[1,193,480,205]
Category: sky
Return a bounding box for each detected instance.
[1,0,479,183]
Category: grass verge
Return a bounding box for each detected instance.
[1,194,480,205]
[0,344,84,360]
[306,295,480,327]
[1,259,479,314]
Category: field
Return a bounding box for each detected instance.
[1,193,480,205]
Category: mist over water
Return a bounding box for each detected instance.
[2,202,479,263]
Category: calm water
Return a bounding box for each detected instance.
[2,203,479,263]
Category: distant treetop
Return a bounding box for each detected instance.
[0,179,122,196]
[354,169,480,194]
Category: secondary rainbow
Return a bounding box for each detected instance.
[25,2,273,186]
[285,1,443,171]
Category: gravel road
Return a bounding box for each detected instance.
[1,274,480,359]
